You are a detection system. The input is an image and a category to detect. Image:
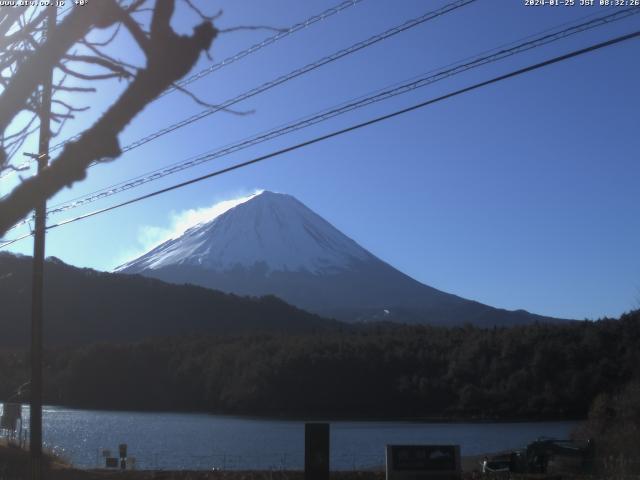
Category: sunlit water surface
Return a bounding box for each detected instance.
[16,406,578,470]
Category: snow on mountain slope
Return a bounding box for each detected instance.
[117,191,373,275]
[117,191,565,326]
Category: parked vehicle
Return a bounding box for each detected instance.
[486,438,594,474]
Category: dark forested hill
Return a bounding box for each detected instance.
[0,253,338,347]
[1,309,637,419]
[118,191,567,327]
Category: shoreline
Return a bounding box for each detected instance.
[1,442,587,478]
[4,402,585,424]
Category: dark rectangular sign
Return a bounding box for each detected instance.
[305,423,330,480]
[0,403,21,430]
[391,445,458,472]
[105,457,118,468]
[386,445,461,480]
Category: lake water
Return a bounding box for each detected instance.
[15,406,579,470]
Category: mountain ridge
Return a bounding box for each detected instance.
[118,191,568,326]
[117,191,374,275]
[0,252,339,347]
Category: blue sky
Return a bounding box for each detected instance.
[2,0,639,320]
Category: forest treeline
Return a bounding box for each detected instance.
[0,253,337,347]
[1,310,638,419]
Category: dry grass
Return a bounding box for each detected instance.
[4,444,639,480]
[41,471,640,480]
[0,440,68,478]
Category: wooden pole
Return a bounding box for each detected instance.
[30,6,56,480]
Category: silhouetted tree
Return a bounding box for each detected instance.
[0,1,219,236]
[1,309,637,419]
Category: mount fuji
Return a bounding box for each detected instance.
[117,191,562,326]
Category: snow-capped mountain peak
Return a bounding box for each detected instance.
[116,191,372,275]
[116,191,563,327]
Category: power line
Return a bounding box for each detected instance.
[6,0,366,174]
[0,232,32,249]
[48,0,477,156]
[2,28,637,250]
[3,6,637,233]
[3,0,476,234]
[34,6,640,220]
[165,0,366,95]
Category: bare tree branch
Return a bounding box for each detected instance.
[62,53,135,77]
[84,22,122,48]
[171,81,253,114]
[0,7,48,50]
[0,9,218,235]
[183,0,222,22]
[114,6,151,56]
[52,99,90,113]
[125,0,149,13]
[79,39,142,71]
[0,9,22,40]
[0,2,121,164]
[57,62,130,81]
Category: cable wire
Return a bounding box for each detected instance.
[37,7,640,219]
[0,232,33,249]
[4,0,365,175]
[2,28,637,250]
[165,0,366,95]
[48,0,477,156]
[5,5,637,232]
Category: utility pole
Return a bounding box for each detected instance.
[30,5,56,480]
